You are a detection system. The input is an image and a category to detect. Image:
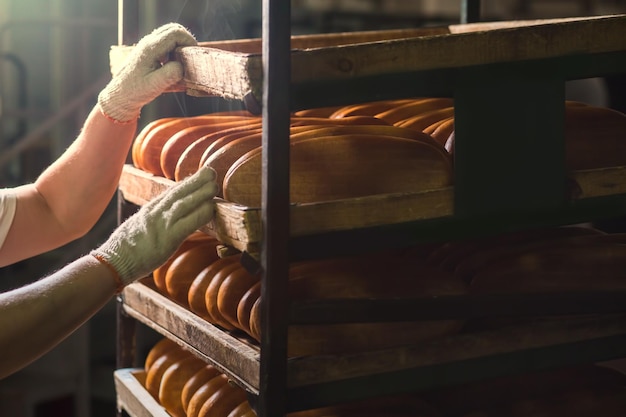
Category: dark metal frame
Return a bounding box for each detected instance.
[115,1,626,416]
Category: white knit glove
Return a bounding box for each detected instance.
[91,166,217,288]
[98,23,197,123]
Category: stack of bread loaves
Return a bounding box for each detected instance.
[143,337,626,417]
[131,98,626,208]
[143,337,443,417]
[151,235,469,357]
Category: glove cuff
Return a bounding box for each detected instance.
[98,105,138,125]
[91,252,126,293]
[97,88,140,124]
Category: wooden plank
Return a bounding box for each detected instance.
[121,282,261,393]
[109,15,626,101]
[118,165,260,253]
[114,369,172,417]
[570,166,626,199]
[118,165,454,252]
[118,289,626,392]
[287,314,626,387]
[119,164,626,257]
[288,15,626,83]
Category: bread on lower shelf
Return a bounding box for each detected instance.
[153,239,469,357]
[138,337,626,417]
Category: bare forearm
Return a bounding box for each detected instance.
[35,106,136,231]
[0,255,117,378]
[0,107,137,266]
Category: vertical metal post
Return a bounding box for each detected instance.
[258,0,291,416]
[118,0,139,45]
[460,0,481,24]
[115,190,138,417]
[453,69,566,218]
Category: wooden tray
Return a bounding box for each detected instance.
[119,164,626,257]
[121,281,626,397]
[114,368,172,417]
[109,14,626,102]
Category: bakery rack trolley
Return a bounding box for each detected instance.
[114,1,626,416]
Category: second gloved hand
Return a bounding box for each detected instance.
[91,166,218,287]
[98,23,197,123]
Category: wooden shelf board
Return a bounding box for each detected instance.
[114,369,171,417]
[121,282,626,398]
[110,15,626,101]
[119,164,626,257]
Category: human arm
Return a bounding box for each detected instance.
[0,23,197,267]
[0,165,217,378]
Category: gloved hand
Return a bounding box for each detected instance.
[91,166,218,288]
[98,22,197,123]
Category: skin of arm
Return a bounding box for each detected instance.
[0,255,117,378]
[0,162,218,380]
[0,107,136,267]
[0,22,198,267]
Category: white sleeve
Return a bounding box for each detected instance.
[0,190,17,249]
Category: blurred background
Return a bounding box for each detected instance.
[0,1,624,416]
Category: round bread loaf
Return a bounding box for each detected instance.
[289,115,390,127]
[188,256,240,320]
[203,124,350,194]
[160,123,240,180]
[375,97,454,124]
[165,239,221,306]
[203,131,263,195]
[248,298,262,342]
[152,232,216,294]
[175,123,262,181]
[199,124,331,171]
[181,365,222,414]
[204,261,242,330]
[223,134,453,207]
[423,116,450,135]
[196,379,248,417]
[429,117,455,147]
[395,107,455,131]
[292,105,344,117]
[225,400,254,417]
[144,347,191,399]
[159,355,206,417]
[218,266,261,329]
[329,98,416,118]
[144,337,178,372]
[139,115,255,177]
[186,374,229,417]
[236,281,261,334]
[245,252,468,355]
[288,123,444,149]
[564,105,626,170]
[132,117,178,170]
[197,125,272,171]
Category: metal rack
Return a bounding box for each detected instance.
[115,1,626,416]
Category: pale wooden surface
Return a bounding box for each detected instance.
[109,15,626,100]
[122,282,261,393]
[120,283,626,390]
[114,369,172,417]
